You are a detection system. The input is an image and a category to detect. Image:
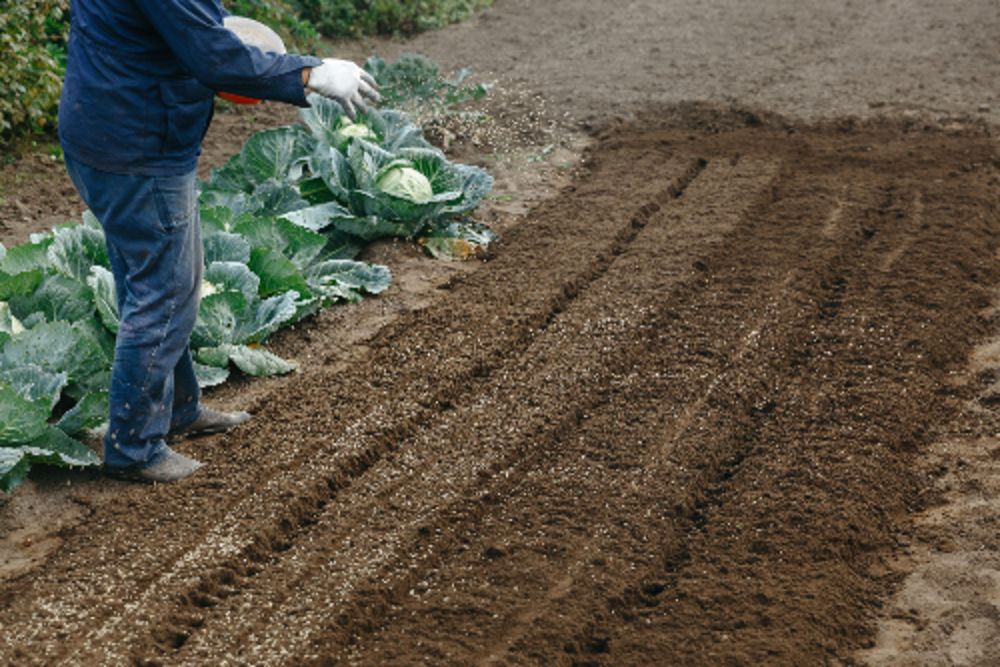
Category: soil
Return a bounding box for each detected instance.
[2,1,1000,665]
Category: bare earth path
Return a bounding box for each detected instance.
[1,2,1000,666]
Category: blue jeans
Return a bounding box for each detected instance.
[65,157,203,470]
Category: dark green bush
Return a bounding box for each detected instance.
[292,0,493,38]
[0,0,68,143]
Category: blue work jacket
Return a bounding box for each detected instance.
[59,0,322,176]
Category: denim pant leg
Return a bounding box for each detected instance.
[104,241,203,435]
[65,157,203,469]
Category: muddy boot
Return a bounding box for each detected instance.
[104,448,203,483]
[171,407,252,439]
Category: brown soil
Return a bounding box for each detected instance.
[2,1,1000,665]
[858,311,1000,665]
[0,110,998,665]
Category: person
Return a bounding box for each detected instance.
[58,0,379,483]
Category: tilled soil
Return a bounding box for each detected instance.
[0,112,997,665]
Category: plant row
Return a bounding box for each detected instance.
[0,99,493,491]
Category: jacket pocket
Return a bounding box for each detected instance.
[159,78,214,153]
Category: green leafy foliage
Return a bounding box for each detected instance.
[197,343,296,377]
[0,428,100,493]
[1,238,53,275]
[0,0,68,143]
[47,223,110,281]
[248,248,312,298]
[88,267,119,333]
[192,285,301,379]
[341,141,491,238]
[292,0,493,37]
[10,274,94,328]
[305,260,391,302]
[192,289,294,348]
[235,215,328,271]
[196,92,494,367]
[0,321,110,396]
[300,101,434,153]
[201,92,493,377]
[419,220,496,261]
[0,193,397,490]
[363,54,489,114]
[55,391,109,436]
[200,127,315,217]
[204,261,261,303]
[205,94,494,244]
[0,379,55,444]
[193,361,231,388]
[0,321,103,490]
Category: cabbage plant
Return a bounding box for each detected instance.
[0,203,390,490]
[0,87,493,491]
[202,94,495,256]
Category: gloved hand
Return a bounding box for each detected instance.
[306,59,380,118]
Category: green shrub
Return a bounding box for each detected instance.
[293,0,493,37]
[0,0,68,143]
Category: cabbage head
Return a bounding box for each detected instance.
[337,119,377,141]
[376,160,434,203]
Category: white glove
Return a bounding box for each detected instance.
[306,59,380,118]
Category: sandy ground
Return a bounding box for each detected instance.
[363,0,999,125]
[1,1,999,664]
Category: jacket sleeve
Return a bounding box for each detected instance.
[134,0,322,106]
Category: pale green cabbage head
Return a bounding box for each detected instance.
[377,163,434,203]
[337,121,377,140]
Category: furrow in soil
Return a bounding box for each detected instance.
[1,116,996,667]
[328,128,908,665]
[322,125,996,666]
[577,130,999,665]
[0,138,700,665]
[164,156,779,666]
